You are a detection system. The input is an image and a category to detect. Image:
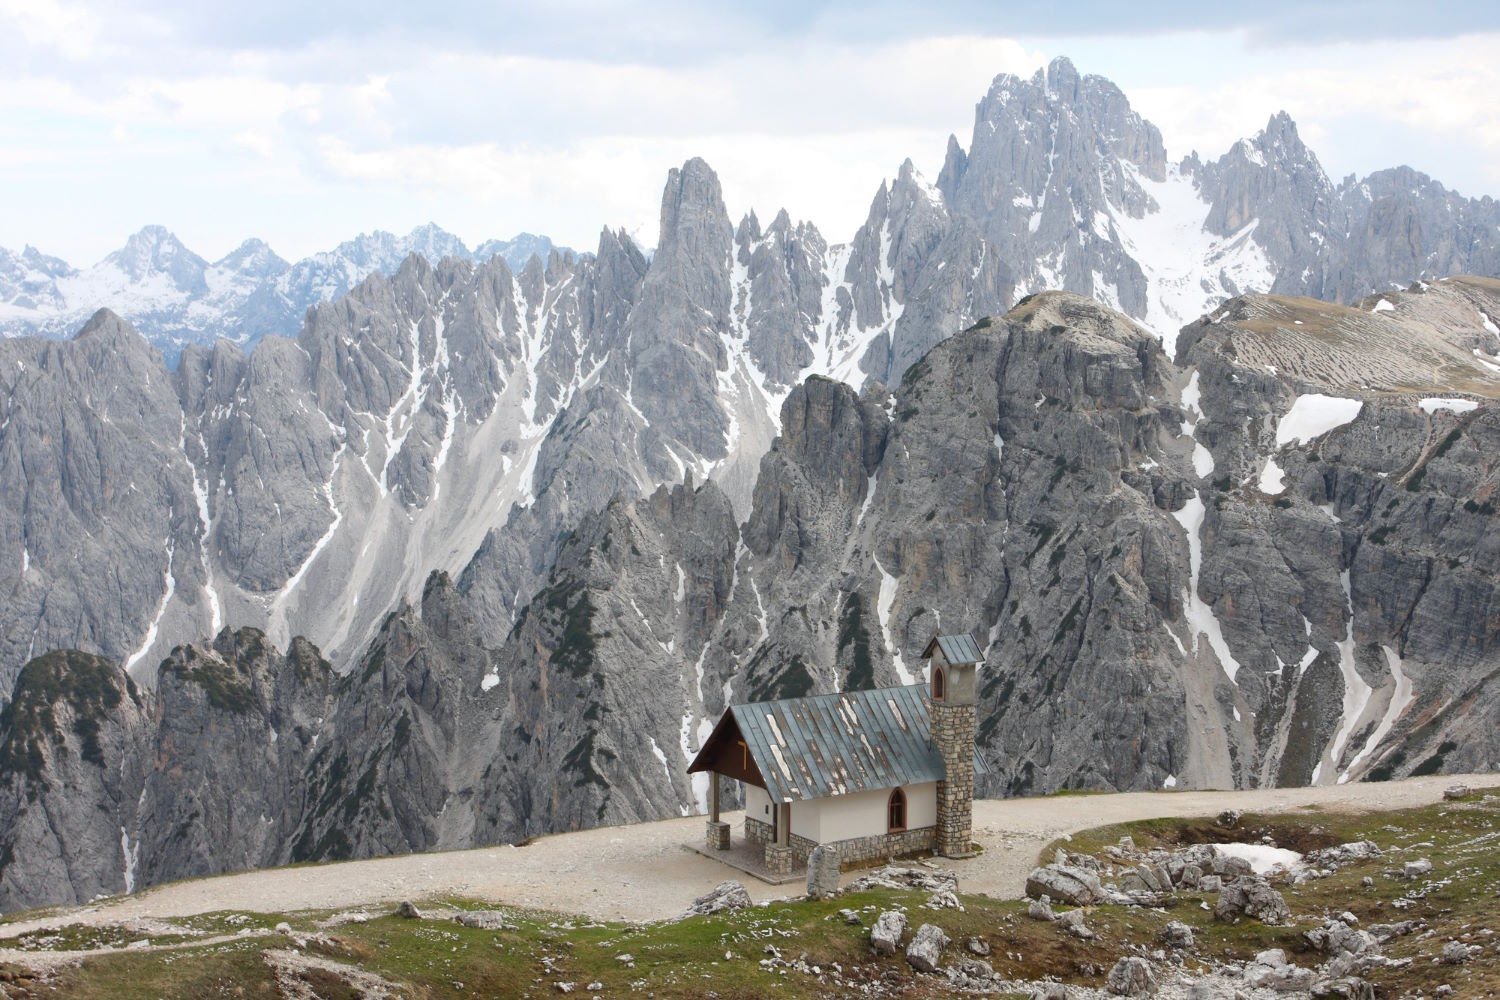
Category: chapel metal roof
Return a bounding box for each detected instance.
[714,684,988,804]
[924,633,983,666]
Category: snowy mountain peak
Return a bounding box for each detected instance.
[213,238,289,278]
[105,226,207,287]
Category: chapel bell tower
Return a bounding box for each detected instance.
[922,634,979,858]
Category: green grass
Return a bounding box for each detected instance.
[10,796,1500,998]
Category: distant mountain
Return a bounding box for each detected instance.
[3,56,1500,913]
[0,225,569,363]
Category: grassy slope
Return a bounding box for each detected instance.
[2,794,1496,998]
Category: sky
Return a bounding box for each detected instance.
[2,1,1499,265]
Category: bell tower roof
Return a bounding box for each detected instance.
[922,634,982,666]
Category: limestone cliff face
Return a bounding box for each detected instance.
[5,282,1500,913]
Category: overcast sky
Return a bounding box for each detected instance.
[3,1,1498,264]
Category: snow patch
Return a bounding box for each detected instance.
[1372,298,1395,313]
[124,537,176,675]
[120,827,140,894]
[480,671,500,693]
[1258,458,1286,495]
[1163,774,1177,789]
[1419,397,1478,415]
[1215,842,1301,875]
[1276,394,1363,447]
[1171,493,1243,684]
[1343,645,1416,779]
[1327,569,1374,784]
[874,557,914,685]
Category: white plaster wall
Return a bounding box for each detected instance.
[743,783,774,825]
[815,782,938,842]
[791,798,820,841]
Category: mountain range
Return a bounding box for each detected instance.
[2,56,1500,912]
[0,226,562,363]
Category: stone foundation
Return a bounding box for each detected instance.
[763,844,794,876]
[744,816,937,869]
[706,820,730,850]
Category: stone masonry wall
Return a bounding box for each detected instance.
[745,816,936,868]
[931,702,976,856]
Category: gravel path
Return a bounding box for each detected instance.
[3,772,1492,937]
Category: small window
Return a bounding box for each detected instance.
[932,666,945,701]
[888,787,907,833]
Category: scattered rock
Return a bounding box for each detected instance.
[1243,948,1315,991]
[454,910,511,930]
[1029,985,1071,1000]
[1215,876,1291,924]
[805,844,841,899]
[1210,849,1254,879]
[1217,809,1242,828]
[870,910,907,956]
[957,956,994,978]
[1026,865,1104,906]
[1160,921,1195,949]
[274,922,292,934]
[838,908,862,925]
[1442,941,1473,964]
[1177,863,1203,889]
[1056,907,1094,939]
[1199,875,1223,893]
[1028,897,1057,921]
[395,900,422,919]
[1106,955,1157,995]
[1311,977,1376,999]
[682,881,752,917]
[966,936,991,956]
[905,923,948,973]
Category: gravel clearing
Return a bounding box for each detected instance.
[2,772,1493,937]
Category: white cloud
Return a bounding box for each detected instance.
[0,15,1497,266]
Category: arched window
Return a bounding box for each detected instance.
[931,666,945,701]
[887,787,907,833]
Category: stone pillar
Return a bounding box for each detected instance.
[932,701,976,858]
[706,820,730,850]
[806,843,841,898]
[764,844,794,876]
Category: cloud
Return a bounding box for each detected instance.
[0,3,1496,266]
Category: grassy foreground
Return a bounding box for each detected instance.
[0,792,1496,998]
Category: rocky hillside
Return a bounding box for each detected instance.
[5,59,1500,706]
[5,280,1499,913]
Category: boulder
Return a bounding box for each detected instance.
[1160,921,1195,949]
[395,900,422,919]
[683,881,752,917]
[1215,876,1291,924]
[905,923,948,973]
[966,936,991,956]
[1106,955,1157,995]
[1217,809,1243,828]
[1243,949,1315,991]
[1443,784,1471,801]
[1177,863,1203,888]
[1030,986,1072,1000]
[1028,897,1057,921]
[1210,849,1254,879]
[1025,865,1104,906]
[1442,941,1472,964]
[806,844,841,899]
[870,910,907,955]
[1404,858,1433,879]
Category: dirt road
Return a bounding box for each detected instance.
[4,772,1493,936]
